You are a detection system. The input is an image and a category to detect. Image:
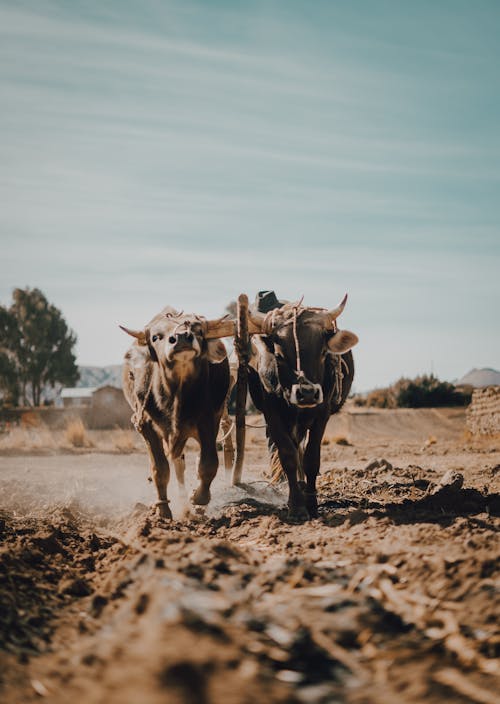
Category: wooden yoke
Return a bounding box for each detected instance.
[231,293,250,486]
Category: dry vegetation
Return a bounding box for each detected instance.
[354,375,473,409]
[64,418,92,448]
[0,423,143,454]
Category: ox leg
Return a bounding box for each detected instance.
[267,422,308,521]
[303,420,328,519]
[191,426,219,506]
[141,422,172,519]
[173,454,187,499]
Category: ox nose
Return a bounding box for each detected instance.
[169,331,194,349]
[290,382,323,407]
[296,385,320,404]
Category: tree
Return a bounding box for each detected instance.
[0,306,21,406]
[0,288,79,406]
[225,300,237,318]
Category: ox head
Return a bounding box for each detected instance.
[120,307,233,372]
[249,295,358,408]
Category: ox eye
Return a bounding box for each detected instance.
[168,335,176,344]
[152,333,163,343]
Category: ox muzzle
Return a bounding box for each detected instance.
[169,331,195,353]
[289,379,323,408]
[165,328,201,363]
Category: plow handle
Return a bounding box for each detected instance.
[231,293,249,485]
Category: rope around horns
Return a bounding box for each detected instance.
[261,303,339,383]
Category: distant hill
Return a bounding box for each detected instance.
[77,365,123,389]
[457,368,500,388]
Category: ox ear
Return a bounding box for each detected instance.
[119,325,146,345]
[206,339,227,364]
[327,330,358,355]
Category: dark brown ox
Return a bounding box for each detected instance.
[247,295,358,521]
[120,307,233,518]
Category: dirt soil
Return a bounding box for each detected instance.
[0,406,499,704]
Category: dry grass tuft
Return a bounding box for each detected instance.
[323,434,352,446]
[65,418,92,448]
[0,426,56,451]
[113,429,137,454]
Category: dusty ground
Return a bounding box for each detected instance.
[0,406,499,704]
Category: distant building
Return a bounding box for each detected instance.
[89,385,131,428]
[60,387,97,408]
[59,385,131,428]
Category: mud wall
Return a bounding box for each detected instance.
[2,388,132,430]
[466,386,500,436]
[87,387,131,429]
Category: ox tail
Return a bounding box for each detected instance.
[269,449,285,484]
[268,447,305,484]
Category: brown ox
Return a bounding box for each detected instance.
[120,307,233,518]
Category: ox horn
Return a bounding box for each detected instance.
[325,293,348,327]
[119,325,146,345]
[204,314,235,339]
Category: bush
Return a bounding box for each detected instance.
[393,374,471,408]
[366,387,396,409]
[65,418,91,448]
[358,375,472,409]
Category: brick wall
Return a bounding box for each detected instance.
[466,386,500,436]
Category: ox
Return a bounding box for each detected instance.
[120,307,233,518]
[247,295,358,520]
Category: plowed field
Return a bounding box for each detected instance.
[1,407,499,703]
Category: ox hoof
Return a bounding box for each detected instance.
[191,487,211,506]
[155,501,173,519]
[287,505,310,523]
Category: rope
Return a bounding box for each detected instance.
[131,375,153,432]
[334,355,344,405]
[291,306,304,381]
[172,320,192,336]
[218,419,234,443]
[259,301,346,402]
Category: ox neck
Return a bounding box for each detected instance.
[158,355,204,390]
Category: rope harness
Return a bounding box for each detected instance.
[131,374,153,432]
[261,302,344,404]
[291,305,305,382]
[218,419,235,443]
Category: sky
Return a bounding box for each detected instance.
[1,0,499,391]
